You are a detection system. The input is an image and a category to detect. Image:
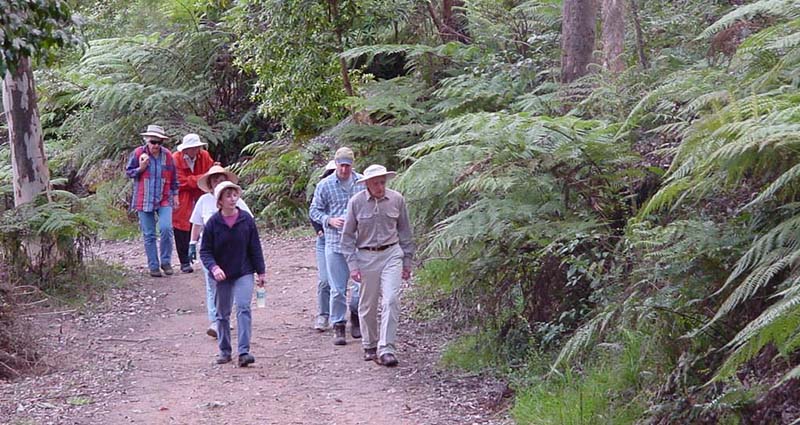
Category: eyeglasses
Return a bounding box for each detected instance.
[146,139,163,145]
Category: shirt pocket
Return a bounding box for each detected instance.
[357,211,376,224]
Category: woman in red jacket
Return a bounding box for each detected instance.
[172,133,216,273]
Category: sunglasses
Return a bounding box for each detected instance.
[146,139,163,145]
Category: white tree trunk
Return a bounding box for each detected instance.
[2,56,50,206]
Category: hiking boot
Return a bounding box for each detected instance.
[376,353,398,367]
[238,353,255,367]
[180,263,194,273]
[215,354,232,364]
[314,315,329,332]
[350,311,361,339]
[206,322,218,338]
[161,264,174,275]
[149,269,163,277]
[364,348,377,361]
[333,323,346,346]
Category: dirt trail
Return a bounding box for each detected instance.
[1,236,511,425]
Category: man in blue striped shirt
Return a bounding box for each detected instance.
[310,147,365,345]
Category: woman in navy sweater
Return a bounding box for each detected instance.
[200,181,266,367]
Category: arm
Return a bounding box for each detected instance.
[248,218,266,276]
[397,197,415,276]
[309,183,330,227]
[340,197,359,271]
[199,219,218,272]
[190,223,202,242]
[310,218,323,235]
[125,148,144,178]
[168,150,179,197]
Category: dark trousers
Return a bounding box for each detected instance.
[174,228,191,266]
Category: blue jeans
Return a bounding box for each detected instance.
[202,264,218,324]
[326,247,359,325]
[137,207,173,271]
[214,273,254,357]
[316,236,330,318]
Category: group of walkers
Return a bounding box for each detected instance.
[127,125,414,369]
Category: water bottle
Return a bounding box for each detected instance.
[255,286,266,308]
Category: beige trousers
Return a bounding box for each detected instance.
[357,244,403,356]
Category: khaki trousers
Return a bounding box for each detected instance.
[357,244,403,356]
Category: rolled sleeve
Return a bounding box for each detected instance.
[397,198,415,269]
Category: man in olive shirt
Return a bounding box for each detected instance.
[340,164,415,367]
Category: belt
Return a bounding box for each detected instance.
[361,242,397,252]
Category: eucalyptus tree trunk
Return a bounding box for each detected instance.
[560,0,598,83]
[601,0,626,73]
[2,56,50,206]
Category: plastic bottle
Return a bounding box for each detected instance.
[256,286,266,308]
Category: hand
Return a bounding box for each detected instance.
[402,268,411,281]
[188,242,197,264]
[350,269,362,283]
[138,154,150,171]
[212,266,226,281]
[257,274,266,286]
[173,196,180,209]
[328,217,345,229]
[317,230,324,237]
[213,161,221,166]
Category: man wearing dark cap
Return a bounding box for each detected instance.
[310,147,365,345]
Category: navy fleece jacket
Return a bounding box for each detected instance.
[200,208,266,280]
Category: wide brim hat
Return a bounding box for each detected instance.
[198,165,239,193]
[214,181,242,201]
[177,133,207,152]
[139,124,169,139]
[356,164,397,184]
[325,160,337,171]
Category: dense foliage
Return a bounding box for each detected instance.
[7,0,800,422]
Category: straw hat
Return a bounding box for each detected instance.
[177,133,207,152]
[140,124,169,139]
[356,164,397,184]
[198,165,239,193]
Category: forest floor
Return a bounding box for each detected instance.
[1,234,512,425]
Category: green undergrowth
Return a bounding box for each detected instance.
[40,259,128,307]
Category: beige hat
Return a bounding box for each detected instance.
[140,124,169,139]
[177,133,207,152]
[325,160,337,171]
[198,165,239,193]
[356,164,397,184]
[214,181,242,201]
[334,147,354,165]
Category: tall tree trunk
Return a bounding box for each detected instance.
[560,0,598,83]
[628,0,649,69]
[328,0,354,97]
[601,0,626,73]
[2,56,50,206]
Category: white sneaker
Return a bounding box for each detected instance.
[314,315,329,331]
[206,322,218,338]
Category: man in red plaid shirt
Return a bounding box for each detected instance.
[125,125,179,277]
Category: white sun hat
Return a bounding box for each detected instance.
[214,181,242,201]
[139,124,169,139]
[356,164,397,184]
[177,133,207,152]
